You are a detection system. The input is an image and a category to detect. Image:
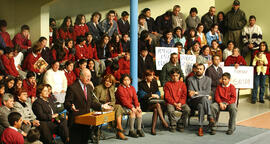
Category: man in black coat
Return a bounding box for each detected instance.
[64,68,112,144]
[138,47,155,79]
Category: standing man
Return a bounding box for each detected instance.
[64,68,112,144]
[201,6,217,33]
[225,0,247,48]
[242,15,263,58]
[172,5,186,34]
[187,63,215,136]
[205,55,223,100]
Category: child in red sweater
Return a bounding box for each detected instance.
[1,48,19,77]
[75,36,87,60]
[116,74,144,138]
[74,59,87,77]
[23,71,37,103]
[118,52,130,75]
[0,19,14,48]
[64,60,76,86]
[1,112,24,144]
[74,14,89,41]
[12,25,32,51]
[211,72,237,135]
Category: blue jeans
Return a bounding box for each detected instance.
[252,74,266,102]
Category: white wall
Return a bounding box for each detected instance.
[50,0,215,27]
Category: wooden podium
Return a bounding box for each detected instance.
[75,111,115,126]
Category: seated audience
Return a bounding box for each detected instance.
[206,24,222,46]
[210,40,223,61]
[118,52,130,75]
[94,74,127,140]
[1,48,19,77]
[201,6,217,33]
[65,39,76,61]
[0,19,14,48]
[217,11,226,35]
[121,33,130,52]
[39,37,54,65]
[26,128,43,144]
[23,72,37,103]
[171,5,186,31]
[13,88,40,133]
[187,63,215,136]
[74,59,87,77]
[4,76,15,94]
[108,34,124,59]
[173,27,186,46]
[196,23,207,47]
[52,39,68,64]
[87,59,99,87]
[185,28,201,50]
[138,70,168,135]
[58,16,74,41]
[164,68,190,132]
[196,45,212,65]
[185,7,200,31]
[101,10,119,37]
[32,84,69,144]
[116,74,144,138]
[117,11,130,35]
[205,55,223,99]
[224,48,247,67]
[87,12,103,42]
[12,25,32,51]
[211,73,237,135]
[175,42,185,58]
[187,41,201,57]
[186,63,198,80]
[160,53,184,86]
[138,47,154,80]
[64,60,76,86]
[160,29,175,47]
[75,36,87,60]
[223,41,234,60]
[155,11,173,35]
[1,112,24,144]
[138,30,155,56]
[13,46,26,78]
[43,61,67,103]
[73,14,89,41]
[85,32,99,60]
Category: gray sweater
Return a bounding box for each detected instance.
[187,75,212,98]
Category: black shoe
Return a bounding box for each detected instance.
[226,129,234,135]
[259,100,265,103]
[128,130,138,138]
[137,129,145,137]
[169,127,176,133]
[210,129,216,135]
[177,125,184,132]
[251,101,256,104]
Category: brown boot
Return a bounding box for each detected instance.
[116,129,128,140]
[198,127,203,136]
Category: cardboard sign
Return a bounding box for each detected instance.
[155,47,178,70]
[180,54,197,77]
[222,66,254,88]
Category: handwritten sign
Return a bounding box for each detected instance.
[222,66,254,88]
[180,54,196,77]
[155,47,178,70]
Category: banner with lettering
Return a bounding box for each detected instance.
[155,47,178,70]
[222,66,254,88]
[180,54,197,77]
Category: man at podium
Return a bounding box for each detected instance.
[64,68,112,144]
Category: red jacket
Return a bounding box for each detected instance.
[215,84,236,105]
[73,24,89,40]
[23,79,36,98]
[22,52,41,73]
[1,127,24,144]
[1,55,19,77]
[52,48,70,63]
[86,44,99,60]
[74,67,81,77]
[164,80,187,105]
[58,28,74,40]
[105,66,121,80]
[0,31,14,47]
[253,50,270,75]
[12,33,31,49]
[64,69,77,86]
[118,58,130,75]
[116,85,140,109]
[224,55,247,66]
[75,44,86,60]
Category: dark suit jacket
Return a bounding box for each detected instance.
[205,65,223,90]
[86,21,103,42]
[117,19,130,35]
[138,54,155,79]
[64,80,102,126]
[32,97,56,122]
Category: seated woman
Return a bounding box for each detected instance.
[210,40,223,61]
[43,61,67,103]
[185,28,201,50]
[13,88,40,133]
[116,74,144,138]
[196,45,212,65]
[23,71,37,103]
[173,27,186,46]
[87,59,99,87]
[138,70,168,135]
[224,48,247,67]
[64,60,76,86]
[223,41,235,61]
[74,59,87,77]
[32,84,69,144]
[4,76,15,94]
[94,74,127,140]
[160,29,175,47]
[187,41,201,57]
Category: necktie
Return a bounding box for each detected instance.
[84,85,87,100]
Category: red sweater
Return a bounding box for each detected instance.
[58,28,74,40]
[118,58,130,75]
[224,55,247,66]
[1,55,19,77]
[86,44,99,60]
[52,48,70,63]
[0,31,14,47]
[215,84,236,105]
[116,85,140,109]
[164,80,187,105]
[105,67,121,80]
[64,70,77,86]
[1,127,24,144]
[253,50,270,75]
[75,44,87,60]
[73,24,89,40]
[12,33,31,49]
[74,67,81,77]
[23,79,36,98]
[22,52,41,73]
